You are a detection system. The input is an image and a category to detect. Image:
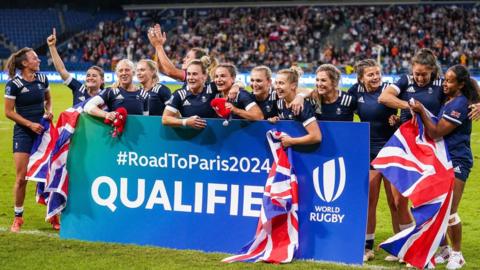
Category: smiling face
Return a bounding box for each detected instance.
[250,70,271,98]
[214,67,235,93]
[22,50,41,72]
[443,70,463,98]
[136,61,155,85]
[85,68,104,90]
[360,66,382,91]
[116,61,134,87]
[186,64,207,93]
[315,71,336,95]
[412,64,433,87]
[275,73,296,100]
[182,50,197,70]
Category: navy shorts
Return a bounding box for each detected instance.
[369,147,382,170]
[452,159,472,182]
[13,125,36,153]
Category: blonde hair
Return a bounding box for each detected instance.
[252,65,272,80]
[5,47,34,79]
[316,64,341,87]
[112,59,135,88]
[277,66,303,86]
[138,59,160,84]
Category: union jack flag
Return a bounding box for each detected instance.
[222,130,299,263]
[26,103,85,220]
[372,113,454,269]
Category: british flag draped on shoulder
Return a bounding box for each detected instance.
[371,111,454,269]
[222,130,299,263]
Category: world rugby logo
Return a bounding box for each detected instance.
[313,157,346,203]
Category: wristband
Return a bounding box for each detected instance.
[297,93,307,98]
[182,118,187,127]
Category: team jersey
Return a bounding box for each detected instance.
[348,82,397,150]
[392,74,444,123]
[64,76,97,105]
[217,89,257,119]
[4,73,49,123]
[439,95,472,167]
[313,90,356,121]
[251,88,278,119]
[98,87,149,115]
[165,82,218,118]
[277,98,316,127]
[144,82,171,116]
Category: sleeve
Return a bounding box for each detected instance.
[392,74,409,95]
[441,97,468,126]
[97,88,111,107]
[44,75,50,91]
[143,92,150,115]
[64,76,83,93]
[4,81,18,100]
[164,90,182,114]
[299,100,316,127]
[347,84,358,96]
[238,90,257,111]
[159,85,172,103]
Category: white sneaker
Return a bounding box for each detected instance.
[384,254,399,262]
[435,245,452,264]
[446,251,465,270]
[363,249,374,262]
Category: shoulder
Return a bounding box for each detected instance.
[339,91,355,107]
[35,73,48,84]
[139,88,149,99]
[7,76,23,89]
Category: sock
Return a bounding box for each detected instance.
[14,206,24,217]
[399,222,415,231]
[365,234,375,250]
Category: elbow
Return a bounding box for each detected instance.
[84,102,95,115]
[314,132,322,144]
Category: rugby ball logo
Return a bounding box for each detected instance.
[313,157,346,203]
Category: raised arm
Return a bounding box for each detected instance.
[47,28,70,81]
[148,24,185,81]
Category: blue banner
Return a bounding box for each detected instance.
[61,115,369,265]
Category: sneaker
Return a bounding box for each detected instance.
[446,251,465,270]
[363,249,374,262]
[10,217,24,233]
[49,215,60,231]
[384,254,399,262]
[435,245,452,264]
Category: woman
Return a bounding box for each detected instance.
[47,28,104,105]
[214,63,263,120]
[410,65,479,270]
[378,48,444,241]
[311,64,356,121]
[84,59,149,120]
[268,67,322,147]
[162,59,218,129]
[147,24,217,81]
[348,59,399,262]
[136,59,171,116]
[4,48,55,232]
[249,65,278,119]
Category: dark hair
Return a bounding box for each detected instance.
[448,65,480,103]
[354,59,380,84]
[215,63,237,78]
[5,47,34,79]
[191,47,207,59]
[87,65,105,89]
[411,48,441,80]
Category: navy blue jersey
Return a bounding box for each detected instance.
[277,98,316,127]
[64,76,94,105]
[251,88,278,119]
[98,87,149,115]
[314,91,356,121]
[348,83,397,150]
[220,89,257,119]
[439,95,472,167]
[165,82,218,118]
[393,74,444,123]
[4,73,49,123]
[145,82,171,116]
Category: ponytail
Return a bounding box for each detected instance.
[448,65,480,103]
[412,48,441,80]
[5,47,33,79]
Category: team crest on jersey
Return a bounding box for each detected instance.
[428,87,433,94]
[115,94,124,100]
[265,105,271,112]
[336,107,342,115]
[183,100,191,106]
[450,110,461,118]
[201,96,207,103]
[357,96,365,103]
[37,83,43,89]
[20,87,30,93]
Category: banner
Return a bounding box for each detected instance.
[61,115,369,265]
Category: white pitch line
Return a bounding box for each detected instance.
[0,226,59,238]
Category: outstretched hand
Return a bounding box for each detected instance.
[47,28,56,47]
[147,24,167,47]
